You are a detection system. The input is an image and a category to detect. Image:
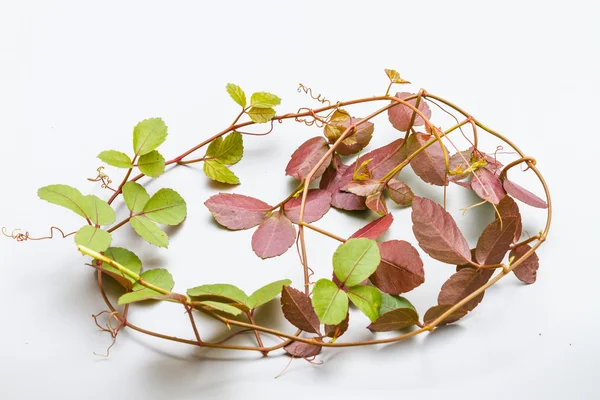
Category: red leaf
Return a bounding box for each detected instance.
[204,193,271,230]
[325,312,349,339]
[319,156,366,211]
[367,307,419,332]
[510,245,539,284]
[423,305,468,326]
[448,150,474,182]
[411,197,472,265]
[343,179,381,197]
[325,116,374,156]
[251,212,296,259]
[285,137,331,181]
[503,178,548,209]
[284,341,322,357]
[471,167,505,204]
[283,189,331,224]
[475,217,519,265]
[386,179,414,207]
[495,196,522,242]
[366,191,388,215]
[370,240,424,295]
[388,92,432,132]
[349,214,394,240]
[349,138,406,180]
[406,132,449,186]
[438,268,493,312]
[280,286,321,334]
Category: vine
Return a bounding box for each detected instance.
[5,69,551,367]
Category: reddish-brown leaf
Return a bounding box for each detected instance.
[284,341,322,358]
[423,305,468,326]
[367,307,419,332]
[280,286,321,334]
[366,191,388,215]
[388,92,432,132]
[475,217,519,265]
[510,245,540,284]
[349,138,406,180]
[370,240,424,295]
[349,214,394,240]
[448,150,474,182]
[438,268,493,312]
[251,212,296,259]
[495,196,522,242]
[343,179,381,197]
[411,197,472,265]
[285,137,331,181]
[204,193,271,230]
[471,167,505,204]
[406,132,449,186]
[319,156,366,211]
[325,312,349,339]
[283,189,331,224]
[325,117,374,156]
[503,178,548,209]
[386,179,414,207]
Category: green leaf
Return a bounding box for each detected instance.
[226,83,247,108]
[97,150,133,168]
[347,285,382,322]
[130,216,169,248]
[133,117,168,156]
[247,279,292,309]
[311,278,348,325]
[203,160,240,184]
[380,293,416,315]
[118,268,174,305]
[142,188,187,225]
[74,225,112,252]
[206,132,243,165]
[247,107,276,123]
[97,247,142,288]
[187,283,249,304]
[122,182,150,214]
[332,238,381,287]
[250,92,281,108]
[196,301,243,316]
[83,195,116,226]
[38,184,88,218]
[137,150,165,177]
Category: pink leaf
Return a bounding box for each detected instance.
[448,150,474,182]
[283,189,331,224]
[349,214,394,240]
[284,341,322,358]
[355,138,406,180]
[495,196,522,243]
[343,179,381,197]
[406,132,449,186]
[285,137,331,181]
[325,117,374,156]
[503,178,548,209]
[471,167,505,204]
[319,156,366,211]
[370,240,424,295]
[510,245,539,284]
[251,211,296,259]
[204,193,272,230]
[475,217,519,265]
[411,197,472,265]
[388,92,432,132]
[366,191,388,215]
[386,179,414,207]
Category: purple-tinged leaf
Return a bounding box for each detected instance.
[471,167,505,204]
[370,240,424,295]
[423,305,468,326]
[280,286,321,334]
[406,132,449,186]
[283,189,331,224]
[367,307,419,332]
[411,197,472,265]
[438,268,493,312]
[343,179,381,197]
[386,179,414,207]
[320,156,366,211]
[448,150,474,182]
[388,92,432,132]
[475,217,519,265]
[284,341,322,357]
[285,137,331,181]
[325,116,374,156]
[503,178,548,209]
[204,193,271,230]
[349,139,406,180]
[325,312,349,339]
[453,179,472,189]
[496,196,522,242]
[251,212,296,259]
[510,245,539,284]
[366,191,388,215]
[349,214,394,240]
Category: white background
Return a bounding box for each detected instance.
[1,1,599,399]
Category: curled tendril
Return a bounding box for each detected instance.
[297,83,332,106]
[87,166,115,191]
[2,226,75,242]
[92,310,125,357]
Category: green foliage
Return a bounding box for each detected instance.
[187,283,249,305]
[311,279,348,325]
[133,117,168,156]
[247,107,276,123]
[38,184,88,219]
[83,195,116,226]
[137,150,165,177]
[226,83,247,108]
[97,150,133,168]
[100,247,142,287]
[250,92,281,108]
[246,279,292,309]
[74,225,112,252]
[380,293,416,314]
[332,238,381,287]
[122,182,149,213]
[347,285,382,322]
[203,160,240,184]
[130,216,169,248]
[206,132,243,165]
[197,300,243,316]
[142,188,187,225]
[118,268,174,305]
